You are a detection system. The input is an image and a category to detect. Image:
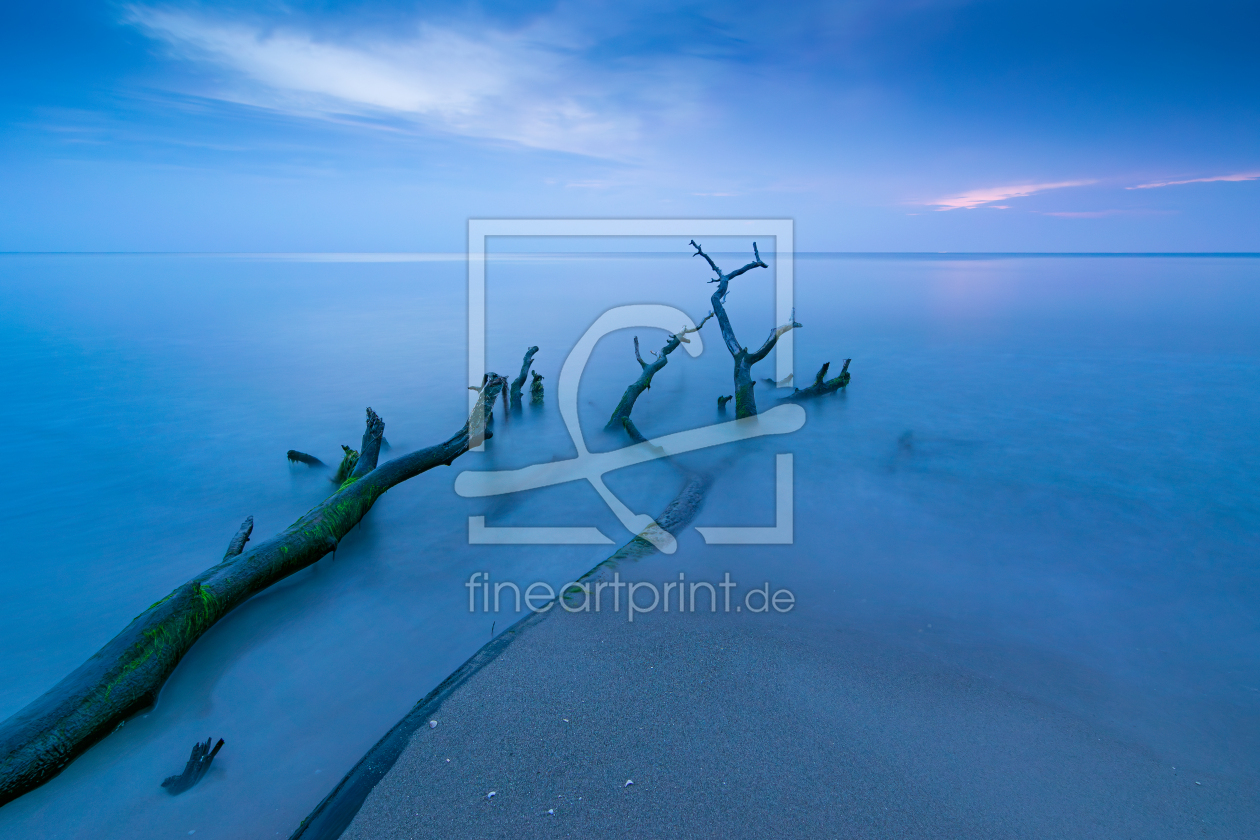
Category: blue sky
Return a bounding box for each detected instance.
[1,0,1257,252]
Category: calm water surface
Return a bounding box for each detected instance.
[0,252,1257,837]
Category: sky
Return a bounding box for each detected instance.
[1,0,1257,252]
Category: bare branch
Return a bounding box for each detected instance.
[689,239,723,279]
[693,241,771,418]
[509,346,540,406]
[673,311,714,344]
[747,308,802,365]
[607,313,712,432]
[724,242,768,285]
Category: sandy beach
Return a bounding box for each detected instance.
[295,568,1253,839]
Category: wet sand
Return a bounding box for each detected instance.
[316,595,1249,839]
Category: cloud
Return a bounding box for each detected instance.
[1128,172,1260,189]
[123,6,687,159]
[926,180,1095,210]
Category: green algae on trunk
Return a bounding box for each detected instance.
[0,379,506,807]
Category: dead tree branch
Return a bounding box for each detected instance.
[331,446,359,485]
[161,737,223,795]
[286,451,325,467]
[690,240,799,419]
[0,378,508,807]
[509,346,539,408]
[781,359,851,401]
[605,313,713,432]
[223,517,253,560]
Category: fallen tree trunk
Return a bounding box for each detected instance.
[0,379,506,807]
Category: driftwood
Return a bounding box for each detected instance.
[782,359,851,400]
[161,737,224,794]
[717,395,733,411]
[223,517,253,561]
[605,313,713,431]
[509,347,539,408]
[690,240,800,419]
[286,451,325,467]
[331,445,359,485]
[0,379,507,807]
[529,372,544,405]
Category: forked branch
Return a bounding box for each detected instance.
[606,313,714,433]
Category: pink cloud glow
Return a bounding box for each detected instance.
[1129,172,1260,189]
[927,180,1094,210]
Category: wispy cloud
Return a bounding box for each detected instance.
[1128,172,1260,189]
[123,6,691,159]
[926,180,1094,211]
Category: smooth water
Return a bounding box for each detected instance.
[0,252,1257,837]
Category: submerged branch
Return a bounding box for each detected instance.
[782,359,851,401]
[509,346,539,407]
[286,451,325,468]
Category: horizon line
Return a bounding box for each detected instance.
[2,250,1259,258]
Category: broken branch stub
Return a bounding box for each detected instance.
[509,346,540,407]
[286,451,325,467]
[331,446,359,485]
[349,408,385,481]
[222,517,253,561]
[161,737,224,795]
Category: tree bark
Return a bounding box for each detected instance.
[605,314,712,431]
[0,379,506,807]
[508,347,539,408]
[690,240,799,419]
[782,359,851,400]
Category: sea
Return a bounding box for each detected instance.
[1,250,1257,837]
